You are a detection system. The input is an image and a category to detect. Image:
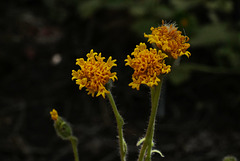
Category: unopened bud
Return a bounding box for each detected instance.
[50,109,73,140]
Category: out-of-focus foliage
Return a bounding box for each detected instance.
[223,156,238,161]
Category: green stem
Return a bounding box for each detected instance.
[138,80,163,161]
[106,92,127,161]
[70,136,79,161]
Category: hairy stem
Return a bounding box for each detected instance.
[138,80,163,161]
[69,136,79,161]
[106,92,127,161]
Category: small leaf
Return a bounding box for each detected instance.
[136,137,145,146]
[152,149,165,157]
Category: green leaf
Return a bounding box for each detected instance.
[136,137,145,146]
[151,149,165,157]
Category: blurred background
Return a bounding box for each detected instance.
[1,0,240,161]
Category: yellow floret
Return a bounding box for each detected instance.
[144,20,191,59]
[72,49,117,98]
[125,43,171,90]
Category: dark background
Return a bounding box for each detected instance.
[1,0,240,161]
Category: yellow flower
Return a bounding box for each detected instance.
[72,49,117,98]
[50,109,58,121]
[144,20,191,59]
[125,43,171,90]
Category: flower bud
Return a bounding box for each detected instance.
[50,109,72,140]
[54,117,72,140]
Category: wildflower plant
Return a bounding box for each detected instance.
[50,20,191,161]
[125,20,190,161]
[72,49,127,161]
[50,109,79,161]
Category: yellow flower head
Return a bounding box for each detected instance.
[50,109,58,121]
[125,43,171,90]
[72,49,117,98]
[144,20,191,59]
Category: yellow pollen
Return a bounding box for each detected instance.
[72,49,117,98]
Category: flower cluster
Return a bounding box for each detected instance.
[144,20,191,59]
[126,20,191,90]
[125,43,171,90]
[71,20,190,93]
[72,49,117,98]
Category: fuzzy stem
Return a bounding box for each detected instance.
[106,92,127,161]
[138,80,163,161]
[69,136,79,161]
